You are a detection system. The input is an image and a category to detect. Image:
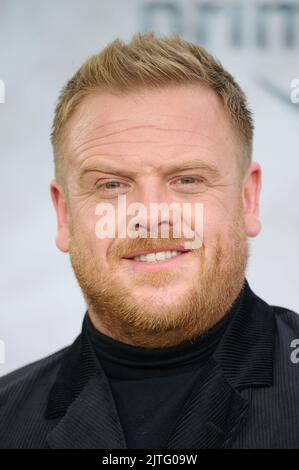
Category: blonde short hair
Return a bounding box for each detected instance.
[51,32,254,185]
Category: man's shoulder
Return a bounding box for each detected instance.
[0,344,78,449]
[271,304,299,361]
[0,345,69,397]
[262,302,299,392]
[251,283,299,336]
[271,303,299,335]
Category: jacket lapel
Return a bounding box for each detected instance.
[165,358,249,449]
[46,372,127,449]
[166,279,276,449]
[45,318,127,449]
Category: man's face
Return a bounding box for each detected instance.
[51,85,261,348]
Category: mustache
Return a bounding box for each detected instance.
[109,237,199,258]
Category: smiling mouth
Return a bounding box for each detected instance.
[123,246,191,264]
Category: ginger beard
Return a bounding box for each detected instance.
[69,205,249,348]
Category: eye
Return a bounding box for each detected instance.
[176,177,199,185]
[95,179,130,196]
[101,181,122,190]
[171,176,206,192]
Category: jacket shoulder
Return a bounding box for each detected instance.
[0,346,69,393]
[270,304,299,378]
[272,304,299,335]
[0,337,82,449]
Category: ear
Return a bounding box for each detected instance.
[242,162,262,238]
[50,180,70,252]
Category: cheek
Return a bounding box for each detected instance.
[93,239,110,263]
[202,205,243,249]
[201,208,228,242]
[80,227,110,262]
[71,202,102,240]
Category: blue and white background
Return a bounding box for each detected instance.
[0,0,298,376]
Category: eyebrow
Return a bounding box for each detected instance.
[78,158,221,182]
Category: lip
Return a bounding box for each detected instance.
[123,245,191,259]
[121,250,192,271]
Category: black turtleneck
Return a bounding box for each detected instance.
[86,284,245,449]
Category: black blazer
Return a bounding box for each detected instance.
[0,279,299,449]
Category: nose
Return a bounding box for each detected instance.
[127,181,179,239]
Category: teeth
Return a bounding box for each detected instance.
[133,250,181,263]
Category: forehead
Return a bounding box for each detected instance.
[64,85,238,172]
